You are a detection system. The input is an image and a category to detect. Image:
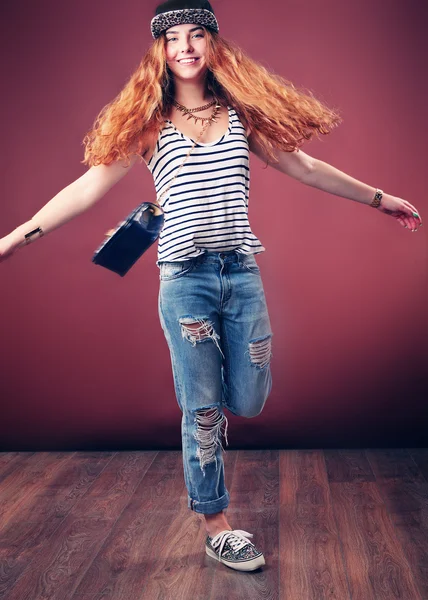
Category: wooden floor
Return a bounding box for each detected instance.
[0,448,427,600]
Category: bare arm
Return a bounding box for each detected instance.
[248,133,422,230]
[248,133,315,182]
[249,132,376,203]
[7,154,141,250]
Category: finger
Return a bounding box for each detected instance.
[401,207,420,229]
[394,212,409,226]
[402,201,422,221]
[412,211,423,226]
[397,212,413,230]
[407,216,420,231]
[408,217,417,230]
[409,210,422,223]
[401,199,418,212]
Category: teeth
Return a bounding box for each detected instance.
[179,58,197,64]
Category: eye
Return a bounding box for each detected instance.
[166,33,204,42]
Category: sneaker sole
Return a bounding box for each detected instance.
[205,545,266,571]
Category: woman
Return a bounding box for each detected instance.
[0,0,422,573]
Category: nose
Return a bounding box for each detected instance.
[179,38,194,54]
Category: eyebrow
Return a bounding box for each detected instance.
[165,26,204,35]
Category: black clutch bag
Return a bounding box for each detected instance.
[92,202,164,277]
[91,104,219,276]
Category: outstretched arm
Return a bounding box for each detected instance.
[0,154,141,263]
[248,134,422,232]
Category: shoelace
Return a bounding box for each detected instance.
[210,529,255,557]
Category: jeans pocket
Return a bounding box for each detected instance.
[240,254,260,275]
[159,259,196,281]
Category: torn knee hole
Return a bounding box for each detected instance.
[193,407,229,475]
[249,336,272,369]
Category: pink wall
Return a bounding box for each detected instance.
[1,0,427,450]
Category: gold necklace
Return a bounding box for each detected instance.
[173,97,217,113]
[172,97,221,125]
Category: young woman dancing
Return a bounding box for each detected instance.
[0,0,422,572]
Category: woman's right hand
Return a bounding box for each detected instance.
[0,235,20,263]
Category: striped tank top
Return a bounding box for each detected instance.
[145,105,266,263]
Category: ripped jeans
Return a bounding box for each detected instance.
[157,250,273,515]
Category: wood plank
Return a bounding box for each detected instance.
[0,452,76,526]
[279,450,350,600]
[0,453,35,482]
[324,449,375,482]
[408,448,428,482]
[330,479,422,600]
[2,452,116,524]
[367,448,428,598]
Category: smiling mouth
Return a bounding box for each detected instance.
[177,58,200,65]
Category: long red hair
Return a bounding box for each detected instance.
[81,27,342,168]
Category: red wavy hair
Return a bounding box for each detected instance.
[81,27,342,168]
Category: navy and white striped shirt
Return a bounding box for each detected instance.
[145,105,266,263]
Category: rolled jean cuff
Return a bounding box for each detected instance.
[188,490,230,514]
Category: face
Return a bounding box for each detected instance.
[164,23,208,80]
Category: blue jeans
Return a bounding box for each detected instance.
[158,250,273,515]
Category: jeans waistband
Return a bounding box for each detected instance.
[157,250,257,268]
[198,250,241,264]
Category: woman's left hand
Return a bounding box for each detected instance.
[375,193,422,232]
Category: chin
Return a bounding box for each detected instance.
[176,72,206,80]
[168,61,207,78]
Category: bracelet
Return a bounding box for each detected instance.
[370,188,383,208]
[24,226,45,245]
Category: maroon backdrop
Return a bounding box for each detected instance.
[1,0,427,450]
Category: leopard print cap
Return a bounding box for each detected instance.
[151,9,219,39]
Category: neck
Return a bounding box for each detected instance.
[173,80,213,108]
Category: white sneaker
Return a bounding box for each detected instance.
[205,529,266,571]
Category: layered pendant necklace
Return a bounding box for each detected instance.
[171,96,222,125]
